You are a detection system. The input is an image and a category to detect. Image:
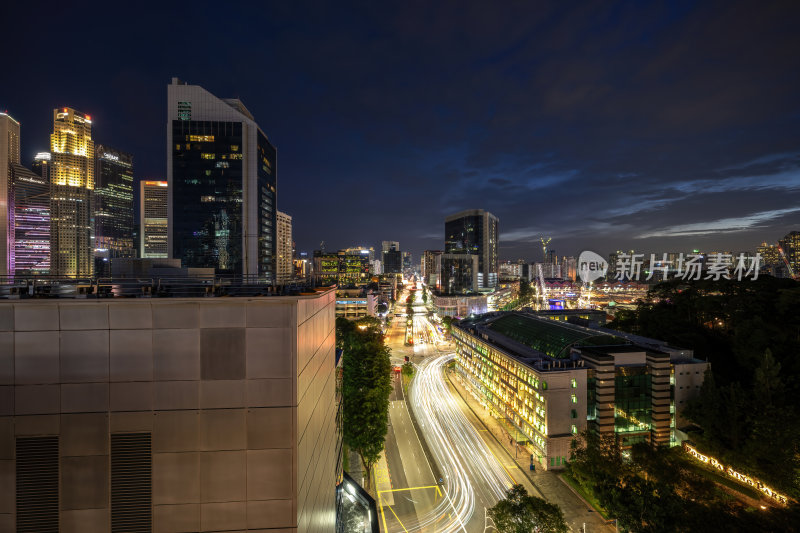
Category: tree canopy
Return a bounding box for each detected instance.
[609,276,800,497]
[337,317,392,490]
[488,484,567,533]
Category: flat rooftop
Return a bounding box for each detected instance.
[456,311,702,368]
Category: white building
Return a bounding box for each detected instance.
[277,211,293,284]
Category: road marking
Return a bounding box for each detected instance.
[387,504,411,533]
[378,484,440,494]
[375,469,389,533]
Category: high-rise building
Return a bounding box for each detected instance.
[32,152,51,182]
[342,246,375,262]
[277,211,293,284]
[94,146,134,271]
[422,250,443,287]
[337,249,371,286]
[140,180,168,258]
[50,107,95,278]
[402,251,413,272]
[383,249,403,274]
[779,231,800,276]
[168,78,277,279]
[0,112,21,277]
[757,242,780,267]
[10,163,50,275]
[444,209,499,289]
[313,250,339,286]
[381,240,399,254]
[440,253,479,294]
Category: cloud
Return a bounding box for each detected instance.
[636,207,800,238]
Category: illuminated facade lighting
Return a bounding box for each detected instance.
[276,211,293,284]
[50,107,94,277]
[0,113,21,277]
[94,145,134,274]
[453,311,708,469]
[140,180,168,258]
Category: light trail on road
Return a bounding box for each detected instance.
[405,353,513,532]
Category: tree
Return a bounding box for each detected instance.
[401,361,414,378]
[518,279,533,306]
[422,290,428,304]
[488,484,568,533]
[337,317,393,491]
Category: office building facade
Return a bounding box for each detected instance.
[452,311,707,469]
[440,253,479,295]
[94,146,135,269]
[313,251,339,286]
[422,250,443,288]
[276,211,293,284]
[140,181,169,259]
[168,78,277,279]
[1,113,21,277]
[50,108,95,278]
[0,289,339,532]
[382,249,402,275]
[444,209,499,289]
[10,164,50,275]
[779,231,800,277]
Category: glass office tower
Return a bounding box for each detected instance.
[444,209,499,289]
[168,78,277,279]
[94,145,134,275]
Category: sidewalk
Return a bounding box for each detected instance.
[446,368,615,532]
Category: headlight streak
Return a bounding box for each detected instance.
[403,353,513,532]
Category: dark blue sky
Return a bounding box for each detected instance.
[4,1,799,262]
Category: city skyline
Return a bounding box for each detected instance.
[2,2,799,263]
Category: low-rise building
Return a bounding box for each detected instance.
[452,311,707,470]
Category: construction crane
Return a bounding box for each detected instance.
[540,236,552,263]
[777,245,796,278]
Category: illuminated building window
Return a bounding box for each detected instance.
[215,161,229,169]
[175,144,181,150]
[201,153,215,159]
[200,196,215,203]
[231,145,239,151]
[189,135,215,142]
[571,378,577,388]
[571,409,577,419]
[178,101,191,121]
[229,153,242,160]
[571,425,577,435]
[571,394,577,404]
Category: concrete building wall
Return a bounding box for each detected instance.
[0,290,337,532]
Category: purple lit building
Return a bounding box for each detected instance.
[10,163,50,275]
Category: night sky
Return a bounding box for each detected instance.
[4,1,799,262]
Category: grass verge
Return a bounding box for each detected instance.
[560,471,612,520]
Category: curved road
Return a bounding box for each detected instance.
[407,353,513,532]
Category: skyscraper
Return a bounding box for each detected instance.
[94,145,134,269]
[50,107,94,277]
[31,152,51,182]
[277,210,293,284]
[779,231,800,277]
[444,209,499,289]
[381,241,399,254]
[10,163,50,275]
[0,112,21,277]
[140,180,168,258]
[168,78,277,279]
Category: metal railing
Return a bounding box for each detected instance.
[0,275,317,299]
